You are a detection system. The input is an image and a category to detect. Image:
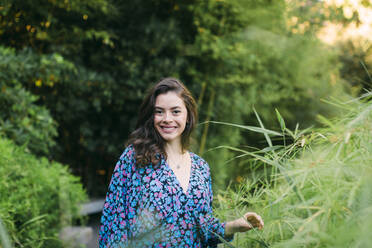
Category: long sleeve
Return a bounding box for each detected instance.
[197,164,234,247]
[99,146,133,248]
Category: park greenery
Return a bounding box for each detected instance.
[0,137,87,247]
[1,0,372,246]
[214,93,372,247]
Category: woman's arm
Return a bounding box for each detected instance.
[199,167,233,247]
[99,146,134,247]
[199,159,264,245]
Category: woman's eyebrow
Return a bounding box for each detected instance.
[154,106,181,109]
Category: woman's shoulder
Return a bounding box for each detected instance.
[119,144,135,159]
[117,144,137,172]
[189,151,210,172]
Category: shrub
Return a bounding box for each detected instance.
[0,137,87,247]
[214,94,372,247]
[0,46,58,156]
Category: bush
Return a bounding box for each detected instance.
[0,46,58,156]
[214,94,372,247]
[0,137,87,247]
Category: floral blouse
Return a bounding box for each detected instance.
[98,145,232,247]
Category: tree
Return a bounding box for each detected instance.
[0,0,349,194]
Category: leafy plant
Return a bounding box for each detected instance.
[0,46,58,156]
[0,137,87,247]
[213,93,372,247]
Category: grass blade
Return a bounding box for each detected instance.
[204,121,282,136]
[360,60,372,83]
[215,145,311,216]
[275,109,286,132]
[253,108,273,147]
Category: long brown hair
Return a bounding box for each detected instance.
[127,78,198,167]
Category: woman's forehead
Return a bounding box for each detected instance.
[155,91,186,108]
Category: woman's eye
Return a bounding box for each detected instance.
[173,110,181,114]
[155,110,163,114]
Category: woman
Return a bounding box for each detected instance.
[99,78,263,247]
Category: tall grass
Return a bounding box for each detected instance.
[214,94,372,247]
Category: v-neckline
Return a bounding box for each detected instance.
[165,151,193,196]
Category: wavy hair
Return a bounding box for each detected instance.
[127,78,198,167]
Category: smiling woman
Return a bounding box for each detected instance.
[126,78,197,169]
[98,78,263,247]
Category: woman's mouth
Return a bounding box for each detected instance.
[160,125,177,133]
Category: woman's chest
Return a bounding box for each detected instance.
[130,161,211,216]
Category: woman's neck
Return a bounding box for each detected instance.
[164,140,184,157]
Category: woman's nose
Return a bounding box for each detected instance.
[163,112,172,122]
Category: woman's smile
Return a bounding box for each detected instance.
[160,125,178,133]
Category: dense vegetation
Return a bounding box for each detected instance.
[1,0,372,246]
[214,94,372,247]
[0,137,87,247]
[2,0,369,195]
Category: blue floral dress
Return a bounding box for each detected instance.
[99,145,233,247]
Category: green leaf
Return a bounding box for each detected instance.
[275,108,286,132]
[253,108,273,147]
[205,121,282,137]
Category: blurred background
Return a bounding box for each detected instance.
[1,0,371,247]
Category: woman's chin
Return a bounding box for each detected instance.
[160,133,181,143]
[161,135,176,142]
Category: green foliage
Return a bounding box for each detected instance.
[189,0,347,190]
[214,94,372,247]
[0,0,115,54]
[0,44,119,195]
[0,46,58,156]
[0,0,352,195]
[338,40,372,95]
[0,137,87,247]
[286,0,362,35]
[285,1,372,95]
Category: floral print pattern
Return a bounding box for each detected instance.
[99,145,232,247]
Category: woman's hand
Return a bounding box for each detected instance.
[225,212,264,236]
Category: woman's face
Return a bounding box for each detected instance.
[154,91,188,144]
